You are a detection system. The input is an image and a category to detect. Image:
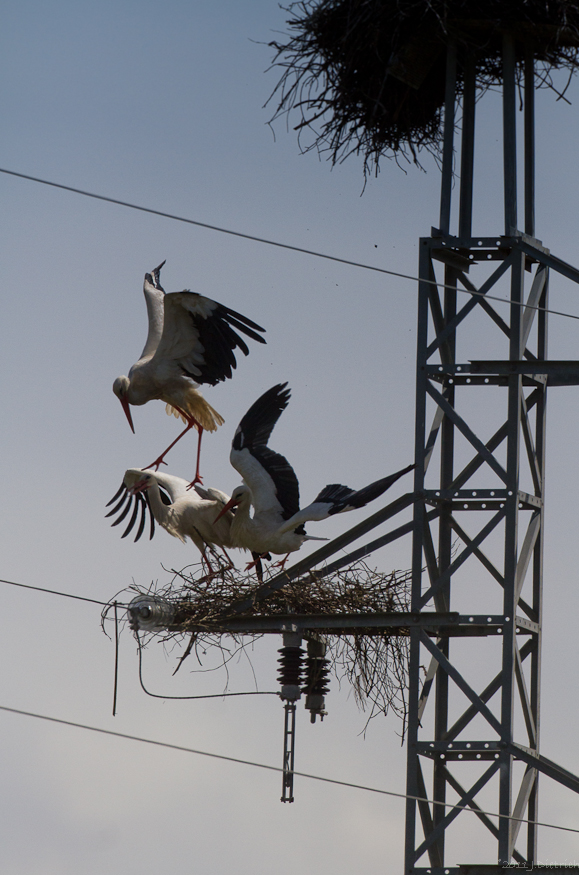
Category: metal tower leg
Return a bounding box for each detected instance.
[404,230,551,872]
[403,35,557,870]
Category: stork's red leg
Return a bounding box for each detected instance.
[272,553,291,572]
[187,427,204,488]
[219,547,235,569]
[144,420,195,471]
[144,407,202,473]
[196,545,234,584]
[245,551,270,582]
[194,547,217,585]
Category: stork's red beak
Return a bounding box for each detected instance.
[214,496,239,524]
[128,478,149,496]
[120,396,135,434]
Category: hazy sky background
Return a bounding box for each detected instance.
[1,1,579,871]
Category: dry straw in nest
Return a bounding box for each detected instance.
[267,0,579,174]
[123,559,412,728]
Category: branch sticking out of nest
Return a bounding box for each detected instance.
[113,558,411,730]
[266,0,579,176]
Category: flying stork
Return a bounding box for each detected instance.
[112,261,266,483]
[215,383,415,565]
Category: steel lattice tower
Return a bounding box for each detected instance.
[404,33,579,872]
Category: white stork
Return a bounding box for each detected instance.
[112,261,266,483]
[215,384,415,564]
[106,468,236,570]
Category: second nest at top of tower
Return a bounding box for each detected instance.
[267,0,579,174]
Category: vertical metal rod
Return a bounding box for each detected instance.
[438,266,457,582]
[405,239,432,873]
[524,42,536,237]
[281,702,297,803]
[458,53,476,238]
[439,39,457,235]
[404,632,421,873]
[503,32,518,235]
[499,250,525,862]
[431,264,457,862]
[527,269,548,861]
[411,239,431,614]
[112,601,119,717]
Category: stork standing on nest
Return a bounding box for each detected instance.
[106,468,237,571]
[215,383,415,567]
[112,261,266,484]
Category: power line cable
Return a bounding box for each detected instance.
[2,166,579,324]
[0,578,274,698]
[0,576,118,607]
[0,702,577,836]
[137,631,279,700]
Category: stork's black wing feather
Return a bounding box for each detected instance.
[111,494,135,527]
[322,464,416,515]
[250,444,300,520]
[106,487,130,519]
[150,260,166,291]
[134,495,148,542]
[148,495,156,540]
[106,482,161,542]
[182,300,266,387]
[313,483,356,506]
[106,482,126,507]
[122,496,141,538]
[231,384,298,518]
[233,383,291,452]
[159,487,172,506]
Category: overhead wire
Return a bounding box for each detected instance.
[0,575,278,699]
[136,631,280,700]
[0,701,577,836]
[2,166,579,324]
[0,576,120,608]
[0,576,274,698]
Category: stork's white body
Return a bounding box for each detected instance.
[123,468,235,556]
[226,484,308,556]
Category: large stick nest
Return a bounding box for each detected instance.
[267,0,579,174]
[119,559,412,728]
